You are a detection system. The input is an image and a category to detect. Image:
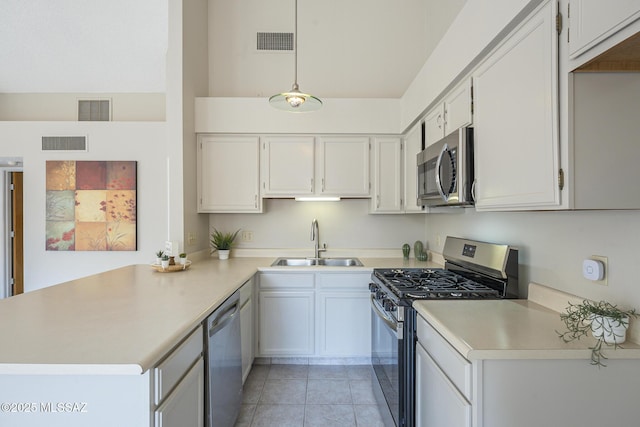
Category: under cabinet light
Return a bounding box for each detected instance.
[294,196,341,202]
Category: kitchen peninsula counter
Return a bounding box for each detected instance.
[0,256,436,375]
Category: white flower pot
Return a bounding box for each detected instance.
[156,257,162,265]
[179,257,188,265]
[161,259,170,269]
[218,250,230,260]
[591,315,629,344]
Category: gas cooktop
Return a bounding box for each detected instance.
[373,268,501,299]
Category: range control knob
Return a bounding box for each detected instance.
[383,299,396,312]
[368,283,378,292]
[375,290,385,300]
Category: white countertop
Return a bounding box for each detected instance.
[0,256,430,375]
[413,283,640,361]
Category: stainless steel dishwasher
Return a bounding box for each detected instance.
[205,290,242,427]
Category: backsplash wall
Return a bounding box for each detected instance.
[209,199,425,256]
[425,209,640,310]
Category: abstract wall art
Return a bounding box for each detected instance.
[46,160,137,251]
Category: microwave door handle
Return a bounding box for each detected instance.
[435,143,448,201]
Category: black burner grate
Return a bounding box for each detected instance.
[374,268,501,299]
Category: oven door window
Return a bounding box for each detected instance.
[371,302,400,427]
[437,145,457,200]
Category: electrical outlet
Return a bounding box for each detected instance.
[436,235,442,247]
[187,232,197,246]
[588,255,608,286]
[241,231,254,242]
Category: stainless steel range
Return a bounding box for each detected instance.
[369,236,518,427]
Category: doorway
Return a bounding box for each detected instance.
[10,172,23,296]
[1,163,23,298]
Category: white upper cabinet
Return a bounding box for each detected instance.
[473,0,560,211]
[370,136,403,213]
[317,136,370,197]
[424,79,473,147]
[261,136,315,196]
[262,136,370,198]
[568,0,640,61]
[403,121,424,213]
[197,135,262,213]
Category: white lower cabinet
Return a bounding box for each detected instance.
[259,273,315,356]
[154,358,204,427]
[416,342,471,427]
[317,273,371,357]
[153,325,204,427]
[258,271,371,359]
[416,312,640,427]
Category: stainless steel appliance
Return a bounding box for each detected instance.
[417,127,474,207]
[205,290,242,427]
[370,236,518,427]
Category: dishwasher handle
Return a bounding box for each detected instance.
[208,300,240,337]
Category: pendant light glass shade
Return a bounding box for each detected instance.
[269,0,322,112]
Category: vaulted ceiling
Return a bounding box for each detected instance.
[0,0,465,97]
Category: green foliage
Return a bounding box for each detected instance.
[179,253,187,258]
[161,254,169,261]
[557,300,637,367]
[210,228,240,251]
[155,250,164,258]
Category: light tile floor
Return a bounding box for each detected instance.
[234,364,387,427]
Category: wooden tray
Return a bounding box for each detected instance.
[151,260,191,273]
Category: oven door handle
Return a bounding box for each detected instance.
[370,294,399,334]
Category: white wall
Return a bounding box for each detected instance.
[210,199,425,256]
[181,0,211,255]
[0,122,170,291]
[400,0,544,131]
[425,209,640,311]
[0,94,166,121]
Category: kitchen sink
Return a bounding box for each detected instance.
[271,257,363,267]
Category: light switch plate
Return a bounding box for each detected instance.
[165,240,179,256]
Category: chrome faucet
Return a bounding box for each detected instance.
[310,219,327,258]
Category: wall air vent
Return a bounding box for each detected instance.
[257,32,294,51]
[42,136,87,152]
[78,99,111,121]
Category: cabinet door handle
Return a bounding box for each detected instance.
[437,114,443,129]
[321,178,325,192]
[471,180,477,202]
[310,178,314,193]
[254,194,258,208]
[377,195,380,208]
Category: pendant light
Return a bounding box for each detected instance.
[269,0,322,112]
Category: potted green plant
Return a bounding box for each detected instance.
[210,228,240,260]
[155,250,164,265]
[160,254,170,270]
[557,299,637,367]
[178,252,188,266]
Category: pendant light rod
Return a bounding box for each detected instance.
[268,0,322,112]
[293,0,298,87]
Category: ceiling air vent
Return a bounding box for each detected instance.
[257,32,294,51]
[78,99,111,121]
[42,136,87,152]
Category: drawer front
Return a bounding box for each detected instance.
[316,273,370,290]
[416,315,471,400]
[259,273,314,289]
[154,325,203,406]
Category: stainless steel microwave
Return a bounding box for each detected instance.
[416,127,474,207]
